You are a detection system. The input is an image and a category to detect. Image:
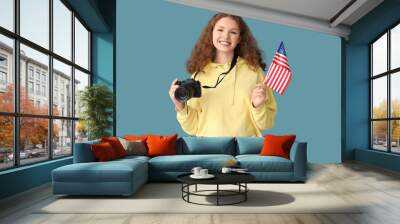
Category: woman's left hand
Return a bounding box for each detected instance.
[251,84,268,108]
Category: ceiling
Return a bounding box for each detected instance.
[167,0,384,39]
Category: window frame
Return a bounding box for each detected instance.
[0,0,92,171]
[370,20,400,154]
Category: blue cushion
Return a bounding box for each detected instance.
[52,159,147,183]
[73,139,100,163]
[52,158,148,195]
[178,137,235,155]
[117,155,150,163]
[236,155,293,172]
[236,137,263,155]
[149,154,235,172]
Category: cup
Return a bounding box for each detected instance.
[199,169,208,176]
[191,167,202,176]
[221,167,232,174]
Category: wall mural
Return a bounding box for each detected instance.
[168,13,292,137]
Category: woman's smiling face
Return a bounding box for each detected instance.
[212,16,240,54]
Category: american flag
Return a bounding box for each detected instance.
[263,42,291,95]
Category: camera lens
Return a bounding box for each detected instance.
[175,87,193,102]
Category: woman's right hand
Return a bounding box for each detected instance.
[169,78,185,111]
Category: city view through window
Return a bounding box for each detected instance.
[0,0,91,170]
[371,23,400,153]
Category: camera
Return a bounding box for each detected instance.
[174,79,202,102]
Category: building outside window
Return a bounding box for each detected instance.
[28,66,34,79]
[42,85,46,97]
[0,54,7,90]
[0,55,6,67]
[36,83,40,95]
[0,71,6,84]
[35,70,40,81]
[41,73,46,83]
[370,23,400,154]
[28,81,34,94]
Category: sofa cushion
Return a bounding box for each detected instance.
[91,142,118,161]
[178,137,235,155]
[147,134,177,157]
[260,135,296,159]
[148,154,235,172]
[101,137,127,158]
[124,135,149,142]
[118,138,147,156]
[124,135,150,149]
[73,139,100,163]
[52,159,147,183]
[236,155,293,172]
[236,137,263,155]
[116,155,150,163]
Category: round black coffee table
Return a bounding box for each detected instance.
[177,173,255,206]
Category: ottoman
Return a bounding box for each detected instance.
[52,157,148,196]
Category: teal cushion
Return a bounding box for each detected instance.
[236,137,263,155]
[73,139,101,163]
[117,155,150,163]
[149,154,235,172]
[178,137,235,155]
[236,155,293,172]
[52,159,147,183]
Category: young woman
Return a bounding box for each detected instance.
[169,13,277,137]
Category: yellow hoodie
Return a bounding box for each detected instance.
[177,57,277,137]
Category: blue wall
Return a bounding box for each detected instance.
[345,0,400,170]
[116,0,342,163]
[0,158,72,199]
[92,33,113,87]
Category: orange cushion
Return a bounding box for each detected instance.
[101,137,127,158]
[146,134,177,157]
[260,134,296,159]
[91,142,117,161]
[124,135,148,141]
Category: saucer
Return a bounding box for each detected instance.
[190,174,215,179]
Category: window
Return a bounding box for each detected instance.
[28,81,34,94]
[53,59,71,117]
[0,54,7,86]
[28,67,34,80]
[35,83,40,95]
[41,73,46,82]
[0,34,13,113]
[0,0,91,170]
[74,69,89,118]
[53,0,72,60]
[0,55,7,67]
[75,18,89,70]
[370,23,400,154]
[0,0,14,32]
[20,0,49,49]
[35,70,40,81]
[0,116,13,170]
[0,71,6,85]
[42,85,46,97]
[54,88,58,103]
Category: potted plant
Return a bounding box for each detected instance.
[79,84,113,140]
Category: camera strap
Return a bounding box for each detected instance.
[193,53,238,89]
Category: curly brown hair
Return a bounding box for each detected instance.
[186,13,266,74]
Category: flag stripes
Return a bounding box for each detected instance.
[263,42,292,95]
